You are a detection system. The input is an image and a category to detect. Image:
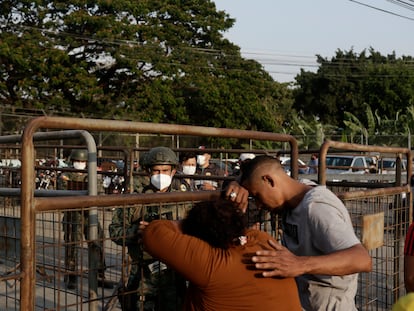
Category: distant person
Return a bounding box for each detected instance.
[308,153,319,174]
[57,149,108,289]
[368,156,378,173]
[142,199,301,311]
[195,146,225,190]
[225,155,372,311]
[176,151,197,191]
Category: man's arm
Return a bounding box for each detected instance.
[109,207,140,246]
[252,240,372,278]
[223,180,250,212]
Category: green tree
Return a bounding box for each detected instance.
[293,48,414,128]
[288,114,336,149]
[0,0,292,134]
[342,103,410,146]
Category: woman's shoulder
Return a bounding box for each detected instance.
[245,229,274,245]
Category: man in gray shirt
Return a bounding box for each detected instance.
[225,155,372,311]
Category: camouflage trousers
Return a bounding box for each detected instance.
[118,258,186,311]
[63,211,106,273]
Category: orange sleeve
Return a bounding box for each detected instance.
[143,220,215,287]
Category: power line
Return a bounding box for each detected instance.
[6,23,414,82]
[349,0,414,21]
[387,0,414,11]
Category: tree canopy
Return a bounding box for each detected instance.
[293,48,414,129]
[4,2,414,149]
[0,0,292,135]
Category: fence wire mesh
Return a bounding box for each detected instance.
[0,120,412,310]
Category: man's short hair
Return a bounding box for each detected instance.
[179,152,197,163]
[240,155,281,185]
[197,145,210,155]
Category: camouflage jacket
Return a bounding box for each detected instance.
[108,185,192,248]
[57,172,88,191]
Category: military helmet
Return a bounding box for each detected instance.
[70,149,88,162]
[146,147,178,167]
[139,152,148,168]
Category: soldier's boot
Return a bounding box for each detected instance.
[66,275,77,290]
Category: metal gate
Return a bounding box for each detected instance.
[0,116,411,310]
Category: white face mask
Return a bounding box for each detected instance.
[73,161,87,170]
[197,155,206,166]
[182,165,196,175]
[151,174,172,190]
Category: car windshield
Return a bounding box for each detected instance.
[326,156,353,168]
[380,159,406,170]
[381,160,395,169]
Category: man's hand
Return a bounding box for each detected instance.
[224,181,249,212]
[135,221,150,244]
[139,221,149,231]
[252,239,307,278]
[200,182,216,190]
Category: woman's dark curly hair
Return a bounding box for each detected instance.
[181,199,247,249]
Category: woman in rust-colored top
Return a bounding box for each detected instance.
[143,200,301,311]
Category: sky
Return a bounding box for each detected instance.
[213,0,414,83]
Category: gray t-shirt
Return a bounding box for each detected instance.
[282,186,361,311]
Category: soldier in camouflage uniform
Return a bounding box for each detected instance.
[58,149,107,289]
[109,146,191,311]
[195,146,225,190]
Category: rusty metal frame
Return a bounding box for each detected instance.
[318,139,412,186]
[0,129,103,308]
[318,139,413,230]
[318,139,413,306]
[19,116,299,310]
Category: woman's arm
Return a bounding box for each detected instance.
[142,219,214,286]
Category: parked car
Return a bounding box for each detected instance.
[325,154,370,175]
[279,156,309,175]
[377,157,407,174]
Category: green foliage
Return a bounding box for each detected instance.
[7,3,414,149]
[0,0,293,136]
[342,103,414,146]
[294,48,414,130]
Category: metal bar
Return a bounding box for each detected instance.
[20,122,36,311]
[20,116,299,310]
[34,190,222,212]
[17,129,99,310]
[319,139,412,185]
[0,188,87,197]
[337,185,410,200]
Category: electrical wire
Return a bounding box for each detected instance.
[4,19,414,82]
[349,0,414,21]
[387,0,414,11]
